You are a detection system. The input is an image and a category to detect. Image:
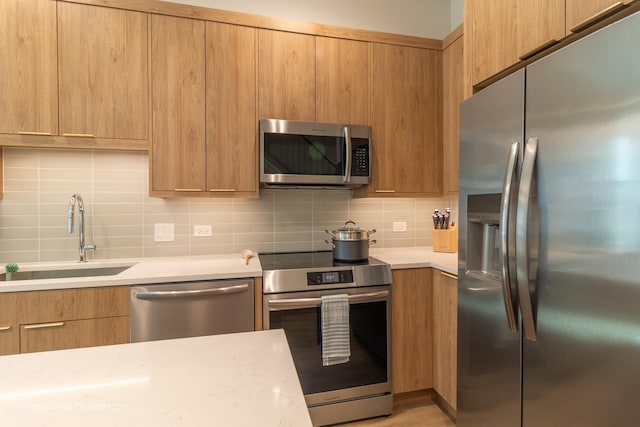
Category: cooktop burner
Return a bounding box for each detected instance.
[259,251,385,271]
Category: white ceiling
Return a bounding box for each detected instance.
[166,0,463,40]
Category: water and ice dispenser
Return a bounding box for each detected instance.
[466,193,503,280]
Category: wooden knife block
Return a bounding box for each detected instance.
[433,225,458,253]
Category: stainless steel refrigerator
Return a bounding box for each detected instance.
[458,10,640,427]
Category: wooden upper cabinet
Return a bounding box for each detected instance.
[566,0,632,34]
[469,0,518,86]
[368,43,442,196]
[258,30,316,121]
[151,15,206,193]
[0,0,57,135]
[443,32,464,194]
[58,3,148,140]
[316,37,370,125]
[516,0,565,60]
[205,22,257,195]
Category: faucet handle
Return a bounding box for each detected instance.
[84,244,96,251]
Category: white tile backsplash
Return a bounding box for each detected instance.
[0,148,459,263]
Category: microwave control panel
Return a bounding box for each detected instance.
[352,145,370,176]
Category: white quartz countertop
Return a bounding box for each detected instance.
[0,253,262,293]
[1,247,457,292]
[0,329,312,427]
[370,246,458,275]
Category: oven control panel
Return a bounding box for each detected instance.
[307,270,354,286]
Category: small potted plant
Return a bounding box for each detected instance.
[5,263,19,281]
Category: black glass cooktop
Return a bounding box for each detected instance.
[259,251,385,271]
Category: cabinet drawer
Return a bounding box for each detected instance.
[18,286,129,324]
[20,316,130,353]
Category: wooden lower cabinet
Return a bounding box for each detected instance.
[392,268,433,394]
[20,316,129,353]
[0,292,19,356]
[0,286,130,355]
[432,269,458,409]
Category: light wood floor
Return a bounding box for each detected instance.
[335,392,456,427]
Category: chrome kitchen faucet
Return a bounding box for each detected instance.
[67,194,96,262]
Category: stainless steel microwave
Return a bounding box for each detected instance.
[259,119,371,188]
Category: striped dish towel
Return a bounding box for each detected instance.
[321,294,351,366]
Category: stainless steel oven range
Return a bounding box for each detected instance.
[261,251,392,426]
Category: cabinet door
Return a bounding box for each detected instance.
[58,3,148,139]
[433,270,458,410]
[566,0,632,34]
[0,292,19,356]
[151,15,206,193]
[0,0,57,135]
[206,22,257,195]
[392,268,433,394]
[20,316,130,353]
[316,37,370,126]
[443,34,464,194]
[258,30,315,121]
[370,44,442,196]
[516,0,565,60]
[468,0,518,86]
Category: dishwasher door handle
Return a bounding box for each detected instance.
[267,290,389,311]
[134,283,249,300]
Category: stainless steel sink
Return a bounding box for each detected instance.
[1,265,131,281]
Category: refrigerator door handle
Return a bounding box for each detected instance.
[516,137,538,341]
[499,141,520,332]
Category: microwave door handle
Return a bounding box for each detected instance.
[344,125,352,183]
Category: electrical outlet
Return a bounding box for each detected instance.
[193,225,212,237]
[393,222,407,232]
[154,223,174,242]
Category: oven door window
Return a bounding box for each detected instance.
[263,133,345,176]
[270,300,388,395]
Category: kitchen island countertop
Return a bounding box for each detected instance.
[0,329,312,427]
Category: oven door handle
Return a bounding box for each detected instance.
[267,290,389,311]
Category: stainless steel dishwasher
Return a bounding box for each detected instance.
[130,279,254,342]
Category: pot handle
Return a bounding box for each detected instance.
[325,229,335,238]
[369,229,377,235]
[344,220,357,228]
[324,239,335,249]
[368,239,377,247]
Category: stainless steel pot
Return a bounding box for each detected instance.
[325,221,376,261]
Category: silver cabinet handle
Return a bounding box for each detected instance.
[500,141,520,333]
[268,290,389,311]
[516,137,539,341]
[343,125,352,183]
[135,284,249,300]
[0,325,12,331]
